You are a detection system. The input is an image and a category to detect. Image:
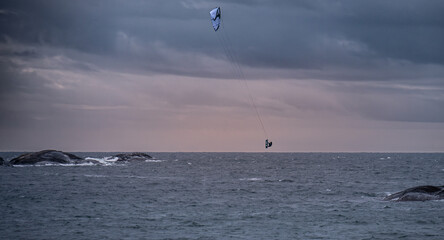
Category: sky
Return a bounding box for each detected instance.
[1,0,444,152]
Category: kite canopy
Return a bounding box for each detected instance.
[210,7,221,31]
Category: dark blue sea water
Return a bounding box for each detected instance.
[1,152,443,240]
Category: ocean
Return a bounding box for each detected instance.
[1,152,443,240]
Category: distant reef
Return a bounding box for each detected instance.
[7,150,154,165]
[9,150,84,165]
[384,185,444,201]
[113,152,152,162]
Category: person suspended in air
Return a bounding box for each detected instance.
[265,139,272,149]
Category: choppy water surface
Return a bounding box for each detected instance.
[1,152,443,239]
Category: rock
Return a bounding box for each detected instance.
[0,157,12,167]
[113,152,153,162]
[384,185,444,201]
[9,150,83,165]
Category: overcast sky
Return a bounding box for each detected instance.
[1,0,444,152]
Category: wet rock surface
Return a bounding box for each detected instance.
[384,185,444,201]
[9,150,83,165]
[113,152,153,162]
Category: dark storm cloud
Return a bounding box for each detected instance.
[1,0,443,93]
[222,0,444,72]
[335,1,444,65]
[1,0,443,76]
[0,0,210,54]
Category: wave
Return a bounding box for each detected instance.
[83,174,148,179]
[240,177,263,181]
[84,156,119,165]
[145,159,165,163]
[84,174,108,178]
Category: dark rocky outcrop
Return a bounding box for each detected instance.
[9,150,83,165]
[0,157,12,167]
[384,185,444,201]
[7,150,154,165]
[113,152,153,162]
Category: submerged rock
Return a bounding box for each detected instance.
[0,157,4,165]
[384,185,444,201]
[9,150,83,165]
[113,152,153,162]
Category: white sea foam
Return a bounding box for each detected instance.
[84,174,108,178]
[13,165,37,167]
[58,162,96,166]
[145,159,165,163]
[116,175,148,179]
[240,177,263,181]
[84,174,147,179]
[85,156,119,165]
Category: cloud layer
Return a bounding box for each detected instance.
[1,0,443,151]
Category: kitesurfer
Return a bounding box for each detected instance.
[265,139,272,149]
[210,7,272,149]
